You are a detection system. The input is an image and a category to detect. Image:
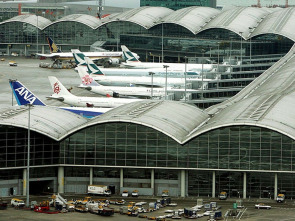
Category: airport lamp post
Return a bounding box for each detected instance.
[149,72,155,99]
[217,42,220,90]
[249,27,253,65]
[161,23,164,63]
[239,32,243,72]
[184,56,187,102]
[26,103,32,208]
[201,49,205,99]
[36,15,38,54]
[163,65,169,100]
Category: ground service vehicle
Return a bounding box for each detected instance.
[255,203,271,209]
[88,185,111,196]
[219,192,228,200]
[276,194,285,203]
[11,198,25,207]
[122,190,129,197]
[132,190,139,197]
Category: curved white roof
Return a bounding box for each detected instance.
[0,106,87,141]
[251,7,295,41]
[44,14,102,29]
[185,44,295,143]
[0,14,52,29]
[78,100,209,143]
[102,6,173,29]
[161,6,220,34]
[200,7,272,39]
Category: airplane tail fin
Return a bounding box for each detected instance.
[77,66,101,87]
[47,37,62,53]
[121,45,140,62]
[48,76,74,97]
[72,49,86,66]
[9,79,46,106]
[85,57,105,75]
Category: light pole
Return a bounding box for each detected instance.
[217,42,220,90]
[163,65,169,100]
[36,15,38,54]
[184,56,187,102]
[26,104,32,207]
[239,32,243,72]
[201,49,205,99]
[249,27,253,65]
[149,72,155,99]
[229,37,232,68]
[161,23,164,63]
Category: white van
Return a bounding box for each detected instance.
[11,198,25,207]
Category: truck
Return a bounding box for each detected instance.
[88,185,111,196]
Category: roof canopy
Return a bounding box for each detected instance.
[186,44,295,143]
[161,6,220,34]
[0,14,52,29]
[0,106,87,141]
[79,100,209,143]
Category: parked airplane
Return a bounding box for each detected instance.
[121,45,215,72]
[77,66,167,98]
[37,37,138,66]
[47,76,144,108]
[84,57,201,88]
[9,79,112,118]
[74,54,200,78]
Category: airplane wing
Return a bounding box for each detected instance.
[46,96,64,101]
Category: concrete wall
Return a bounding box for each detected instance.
[0,179,21,196]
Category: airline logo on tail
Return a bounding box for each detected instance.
[121,45,139,62]
[72,49,86,66]
[85,57,104,75]
[47,37,62,53]
[53,82,61,94]
[77,65,101,87]
[9,80,46,106]
[82,75,93,85]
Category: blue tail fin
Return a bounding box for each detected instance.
[9,79,46,106]
[47,37,62,53]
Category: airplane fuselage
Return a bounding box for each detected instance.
[121,61,214,72]
[52,95,143,108]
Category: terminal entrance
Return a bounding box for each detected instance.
[30,180,54,195]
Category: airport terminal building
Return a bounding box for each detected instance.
[1,44,295,198]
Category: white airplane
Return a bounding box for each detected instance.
[121,45,215,72]
[85,57,206,88]
[77,66,167,98]
[75,55,200,78]
[37,37,138,66]
[47,76,144,108]
[9,79,112,118]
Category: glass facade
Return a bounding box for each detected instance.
[0,126,60,168]
[1,122,295,197]
[140,0,217,10]
[60,123,295,172]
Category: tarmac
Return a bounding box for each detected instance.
[1,195,295,221]
[0,56,96,110]
[1,57,295,220]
